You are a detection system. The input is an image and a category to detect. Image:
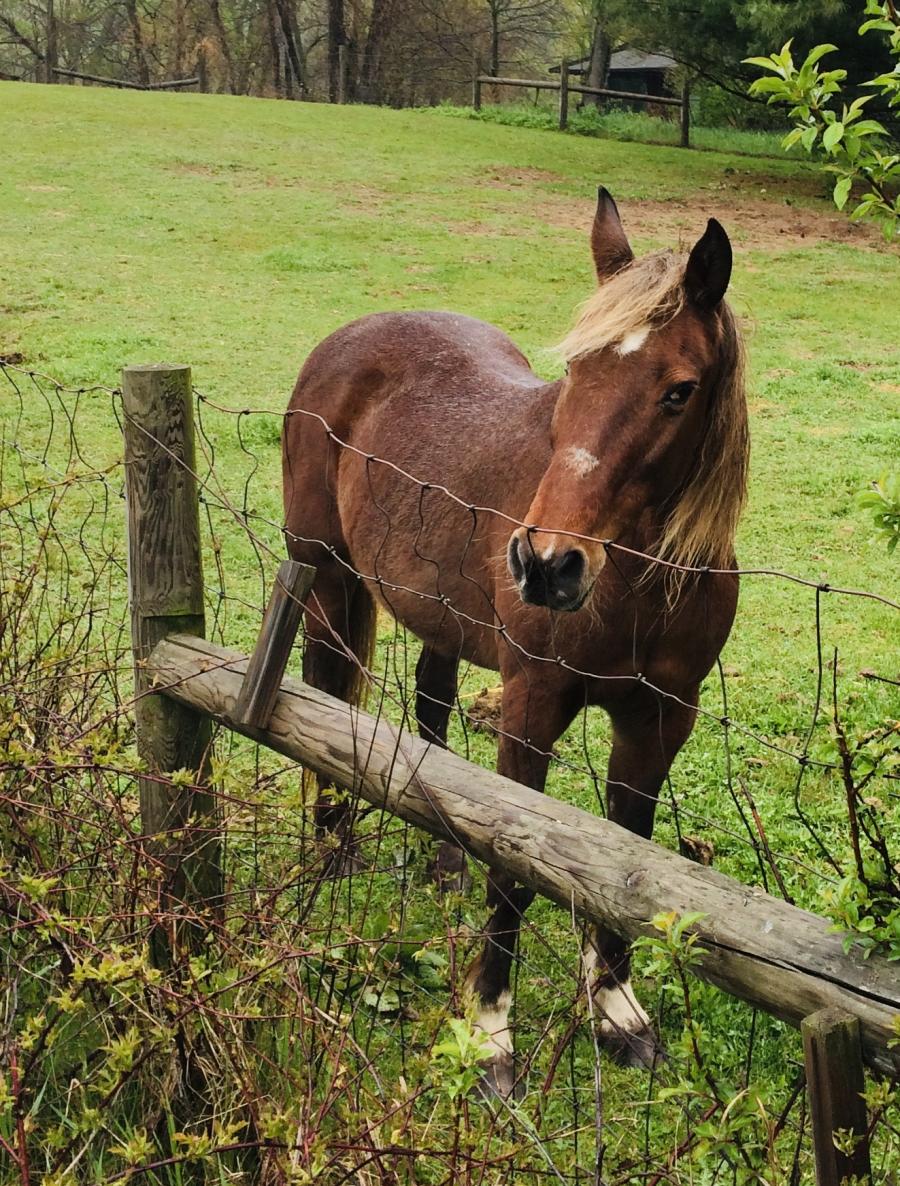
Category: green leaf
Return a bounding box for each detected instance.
[743,55,780,70]
[860,17,895,33]
[362,984,400,1013]
[804,43,838,67]
[822,121,845,151]
[846,94,875,117]
[748,77,792,97]
[853,119,887,136]
[833,176,852,209]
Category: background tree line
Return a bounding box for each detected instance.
[0,0,889,125]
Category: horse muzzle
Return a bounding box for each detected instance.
[507,531,595,612]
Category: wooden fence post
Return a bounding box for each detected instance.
[196,45,208,93]
[558,59,569,130]
[802,1009,872,1185]
[680,79,691,148]
[122,363,221,965]
[472,54,481,110]
[337,43,348,104]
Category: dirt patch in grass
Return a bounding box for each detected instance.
[483,165,569,187]
[169,161,221,177]
[630,196,880,250]
[527,190,883,251]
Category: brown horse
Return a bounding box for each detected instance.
[282,189,748,1096]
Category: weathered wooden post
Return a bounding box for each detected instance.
[337,43,348,104]
[558,59,569,130]
[196,45,208,93]
[122,363,221,965]
[472,53,482,111]
[680,79,691,148]
[802,1009,872,1185]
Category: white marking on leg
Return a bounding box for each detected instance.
[616,326,650,356]
[593,979,650,1036]
[564,446,601,478]
[581,940,600,978]
[475,990,512,1057]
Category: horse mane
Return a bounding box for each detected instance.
[558,250,749,580]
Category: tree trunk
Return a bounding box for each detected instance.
[124,0,151,86]
[327,0,345,102]
[172,0,186,76]
[274,0,304,96]
[285,0,306,94]
[45,0,58,83]
[207,0,235,92]
[360,0,390,103]
[265,0,283,95]
[489,1,500,77]
[585,14,611,110]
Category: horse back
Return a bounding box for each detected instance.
[282,312,557,666]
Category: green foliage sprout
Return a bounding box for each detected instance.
[857,473,900,552]
[430,1017,496,1102]
[746,0,900,239]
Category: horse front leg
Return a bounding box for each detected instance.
[586,688,699,1067]
[465,673,578,1098]
[414,646,469,892]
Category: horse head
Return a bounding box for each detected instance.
[507,188,746,611]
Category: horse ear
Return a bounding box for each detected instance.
[591,187,634,281]
[684,219,732,310]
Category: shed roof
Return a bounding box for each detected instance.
[550,48,676,75]
[610,48,676,72]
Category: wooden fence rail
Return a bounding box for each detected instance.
[147,630,900,1083]
[472,61,691,146]
[52,67,200,90]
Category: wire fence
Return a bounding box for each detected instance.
[1,358,898,1185]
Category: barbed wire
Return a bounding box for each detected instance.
[2,358,898,1184]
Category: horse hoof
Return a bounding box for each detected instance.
[475,1055,521,1102]
[320,840,365,878]
[604,1025,665,1070]
[426,841,472,895]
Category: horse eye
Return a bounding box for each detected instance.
[661,381,697,411]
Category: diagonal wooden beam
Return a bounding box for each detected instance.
[148,632,900,1078]
[231,560,315,730]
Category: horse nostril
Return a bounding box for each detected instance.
[553,549,585,584]
[507,534,528,583]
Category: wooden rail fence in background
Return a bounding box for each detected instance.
[124,364,889,1185]
[472,59,691,148]
[52,67,200,90]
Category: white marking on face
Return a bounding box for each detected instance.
[564,446,601,478]
[616,326,650,356]
[592,979,650,1036]
[475,990,512,1056]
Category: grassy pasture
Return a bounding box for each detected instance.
[1,82,899,1182]
[427,101,802,158]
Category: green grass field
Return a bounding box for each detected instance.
[2,82,899,1183]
